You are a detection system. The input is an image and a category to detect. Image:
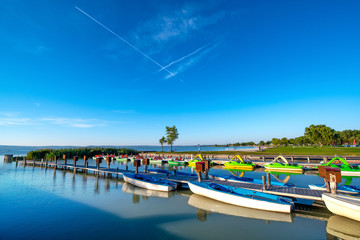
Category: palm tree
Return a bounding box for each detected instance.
[159,136,166,152]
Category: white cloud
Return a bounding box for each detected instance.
[40,117,106,128]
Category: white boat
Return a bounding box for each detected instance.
[122,182,175,198]
[188,194,293,223]
[188,181,293,213]
[326,215,360,239]
[322,193,360,222]
[122,173,177,192]
[309,184,360,194]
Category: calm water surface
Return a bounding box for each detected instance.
[1,155,360,240]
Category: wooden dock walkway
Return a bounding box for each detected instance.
[17,160,325,201]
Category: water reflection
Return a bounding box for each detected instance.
[122,182,175,198]
[188,194,294,223]
[326,215,360,239]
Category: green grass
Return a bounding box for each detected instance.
[155,146,360,156]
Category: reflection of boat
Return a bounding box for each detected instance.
[318,157,360,176]
[123,173,177,192]
[264,156,304,173]
[188,182,294,213]
[188,194,293,223]
[322,193,360,222]
[210,174,294,187]
[224,155,255,170]
[121,182,175,198]
[309,184,360,194]
[326,215,360,239]
[168,159,187,165]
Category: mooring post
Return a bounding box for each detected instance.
[330,174,338,194]
[63,155,67,170]
[134,159,140,174]
[16,158,18,167]
[196,162,205,182]
[204,160,210,179]
[142,158,149,173]
[307,157,310,163]
[323,157,328,164]
[262,176,267,190]
[53,155,57,169]
[266,172,271,188]
[173,169,177,176]
[73,156,78,167]
[23,156,26,166]
[262,156,265,162]
[116,167,119,178]
[106,156,111,169]
[96,157,102,170]
[41,158,43,167]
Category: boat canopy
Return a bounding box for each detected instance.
[271,156,289,165]
[323,157,350,166]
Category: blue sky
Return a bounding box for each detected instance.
[0,0,360,146]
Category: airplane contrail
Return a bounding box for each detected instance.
[158,43,209,72]
[75,6,177,79]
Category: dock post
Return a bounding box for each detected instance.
[330,175,338,194]
[16,158,18,167]
[116,167,119,178]
[196,162,205,182]
[291,157,294,164]
[266,173,271,188]
[106,156,112,169]
[96,157,102,170]
[73,156,78,167]
[142,158,149,173]
[54,156,57,169]
[41,158,43,167]
[262,176,266,190]
[307,157,310,163]
[63,155,67,170]
[134,159,141,174]
[23,156,26,166]
[83,156,88,173]
[262,156,265,162]
[204,160,210,179]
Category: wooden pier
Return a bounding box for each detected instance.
[16,159,326,202]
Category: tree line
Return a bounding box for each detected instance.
[26,147,138,160]
[228,124,360,147]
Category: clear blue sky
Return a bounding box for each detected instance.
[0,0,360,146]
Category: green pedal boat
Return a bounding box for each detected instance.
[264,156,304,173]
[224,155,255,170]
[317,157,360,176]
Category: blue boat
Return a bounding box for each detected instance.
[309,184,360,194]
[122,173,178,192]
[188,181,294,213]
[211,174,294,187]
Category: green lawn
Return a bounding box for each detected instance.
[157,146,360,156]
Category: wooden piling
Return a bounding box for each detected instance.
[134,159,141,174]
[330,174,337,194]
[266,172,271,188]
[63,155,67,169]
[262,176,266,190]
[142,158,149,173]
[116,167,119,178]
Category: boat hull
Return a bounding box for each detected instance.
[123,175,177,192]
[309,184,360,194]
[264,166,303,173]
[322,193,360,222]
[188,182,292,213]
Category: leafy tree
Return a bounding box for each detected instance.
[259,140,265,146]
[305,124,335,147]
[280,137,288,146]
[165,125,179,152]
[159,136,166,152]
[271,138,281,146]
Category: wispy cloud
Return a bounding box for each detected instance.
[40,117,105,128]
[134,4,226,47]
[0,117,32,126]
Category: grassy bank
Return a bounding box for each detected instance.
[155,146,360,156]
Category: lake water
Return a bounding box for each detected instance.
[0,145,256,156]
[1,153,360,239]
